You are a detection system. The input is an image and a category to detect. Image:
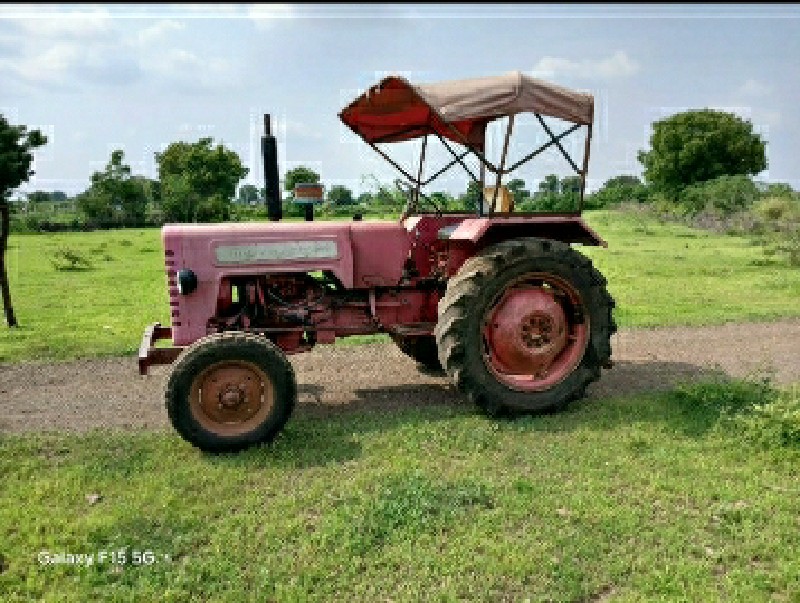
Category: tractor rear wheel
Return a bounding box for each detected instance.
[389,333,444,374]
[434,238,615,417]
[165,332,296,453]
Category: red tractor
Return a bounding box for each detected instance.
[139,71,615,452]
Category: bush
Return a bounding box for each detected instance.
[586,176,651,209]
[679,174,759,216]
[673,379,800,449]
[753,195,800,222]
[739,386,800,449]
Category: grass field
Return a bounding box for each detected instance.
[2,209,800,601]
[2,209,800,363]
[1,380,799,601]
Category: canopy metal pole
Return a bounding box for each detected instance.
[489,115,515,215]
[414,135,428,212]
[535,114,581,174]
[579,121,594,212]
[503,123,581,174]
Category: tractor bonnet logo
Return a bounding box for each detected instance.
[215,240,339,264]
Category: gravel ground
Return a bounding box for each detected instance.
[1,319,798,434]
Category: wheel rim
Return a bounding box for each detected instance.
[189,360,275,437]
[481,273,589,392]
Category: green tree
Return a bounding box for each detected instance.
[458,180,483,212]
[0,114,47,327]
[586,174,649,209]
[638,109,767,198]
[506,178,529,206]
[237,183,259,205]
[157,137,248,223]
[327,184,355,206]
[77,150,149,225]
[428,191,452,211]
[762,182,795,199]
[537,174,560,195]
[284,166,320,192]
[560,175,581,195]
[26,191,51,205]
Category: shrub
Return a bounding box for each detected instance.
[739,386,800,449]
[753,195,800,222]
[674,378,800,449]
[679,174,759,216]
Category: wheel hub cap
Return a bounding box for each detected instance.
[190,362,274,436]
[220,385,247,409]
[485,286,568,378]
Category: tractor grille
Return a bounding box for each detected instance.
[164,248,181,327]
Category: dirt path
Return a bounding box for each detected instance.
[1,319,798,434]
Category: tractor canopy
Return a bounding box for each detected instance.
[338,71,596,214]
[339,71,593,150]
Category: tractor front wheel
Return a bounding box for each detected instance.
[165,332,296,453]
[434,238,615,417]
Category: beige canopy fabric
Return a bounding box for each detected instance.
[339,71,594,148]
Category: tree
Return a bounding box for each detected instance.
[428,191,452,211]
[586,174,649,209]
[1,114,47,326]
[237,183,259,205]
[26,191,51,205]
[77,149,149,225]
[537,174,560,195]
[458,180,483,211]
[638,109,767,198]
[283,166,320,193]
[326,184,355,206]
[157,138,248,223]
[506,178,529,206]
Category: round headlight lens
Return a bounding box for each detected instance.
[177,269,198,295]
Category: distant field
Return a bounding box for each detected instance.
[2,210,800,363]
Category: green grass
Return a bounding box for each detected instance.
[1,229,170,362]
[580,210,800,327]
[2,381,799,602]
[2,209,800,363]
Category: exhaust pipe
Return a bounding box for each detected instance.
[262,114,282,222]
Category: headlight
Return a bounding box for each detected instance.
[177,269,198,295]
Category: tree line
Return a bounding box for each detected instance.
[2,107,795,234]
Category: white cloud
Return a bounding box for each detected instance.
[248,3,295,29]
[531,50,639,80]
[0,7,238,93]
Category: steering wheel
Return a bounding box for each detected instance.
[394,179,443,216]
[394,179,414,214]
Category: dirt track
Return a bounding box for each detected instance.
[1,319,799,434]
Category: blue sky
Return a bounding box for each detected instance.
[1,3,798,198]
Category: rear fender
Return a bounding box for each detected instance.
[448,215,607,248]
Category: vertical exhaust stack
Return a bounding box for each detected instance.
[262,114,282,222]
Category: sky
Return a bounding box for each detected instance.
[2,3,799,199]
